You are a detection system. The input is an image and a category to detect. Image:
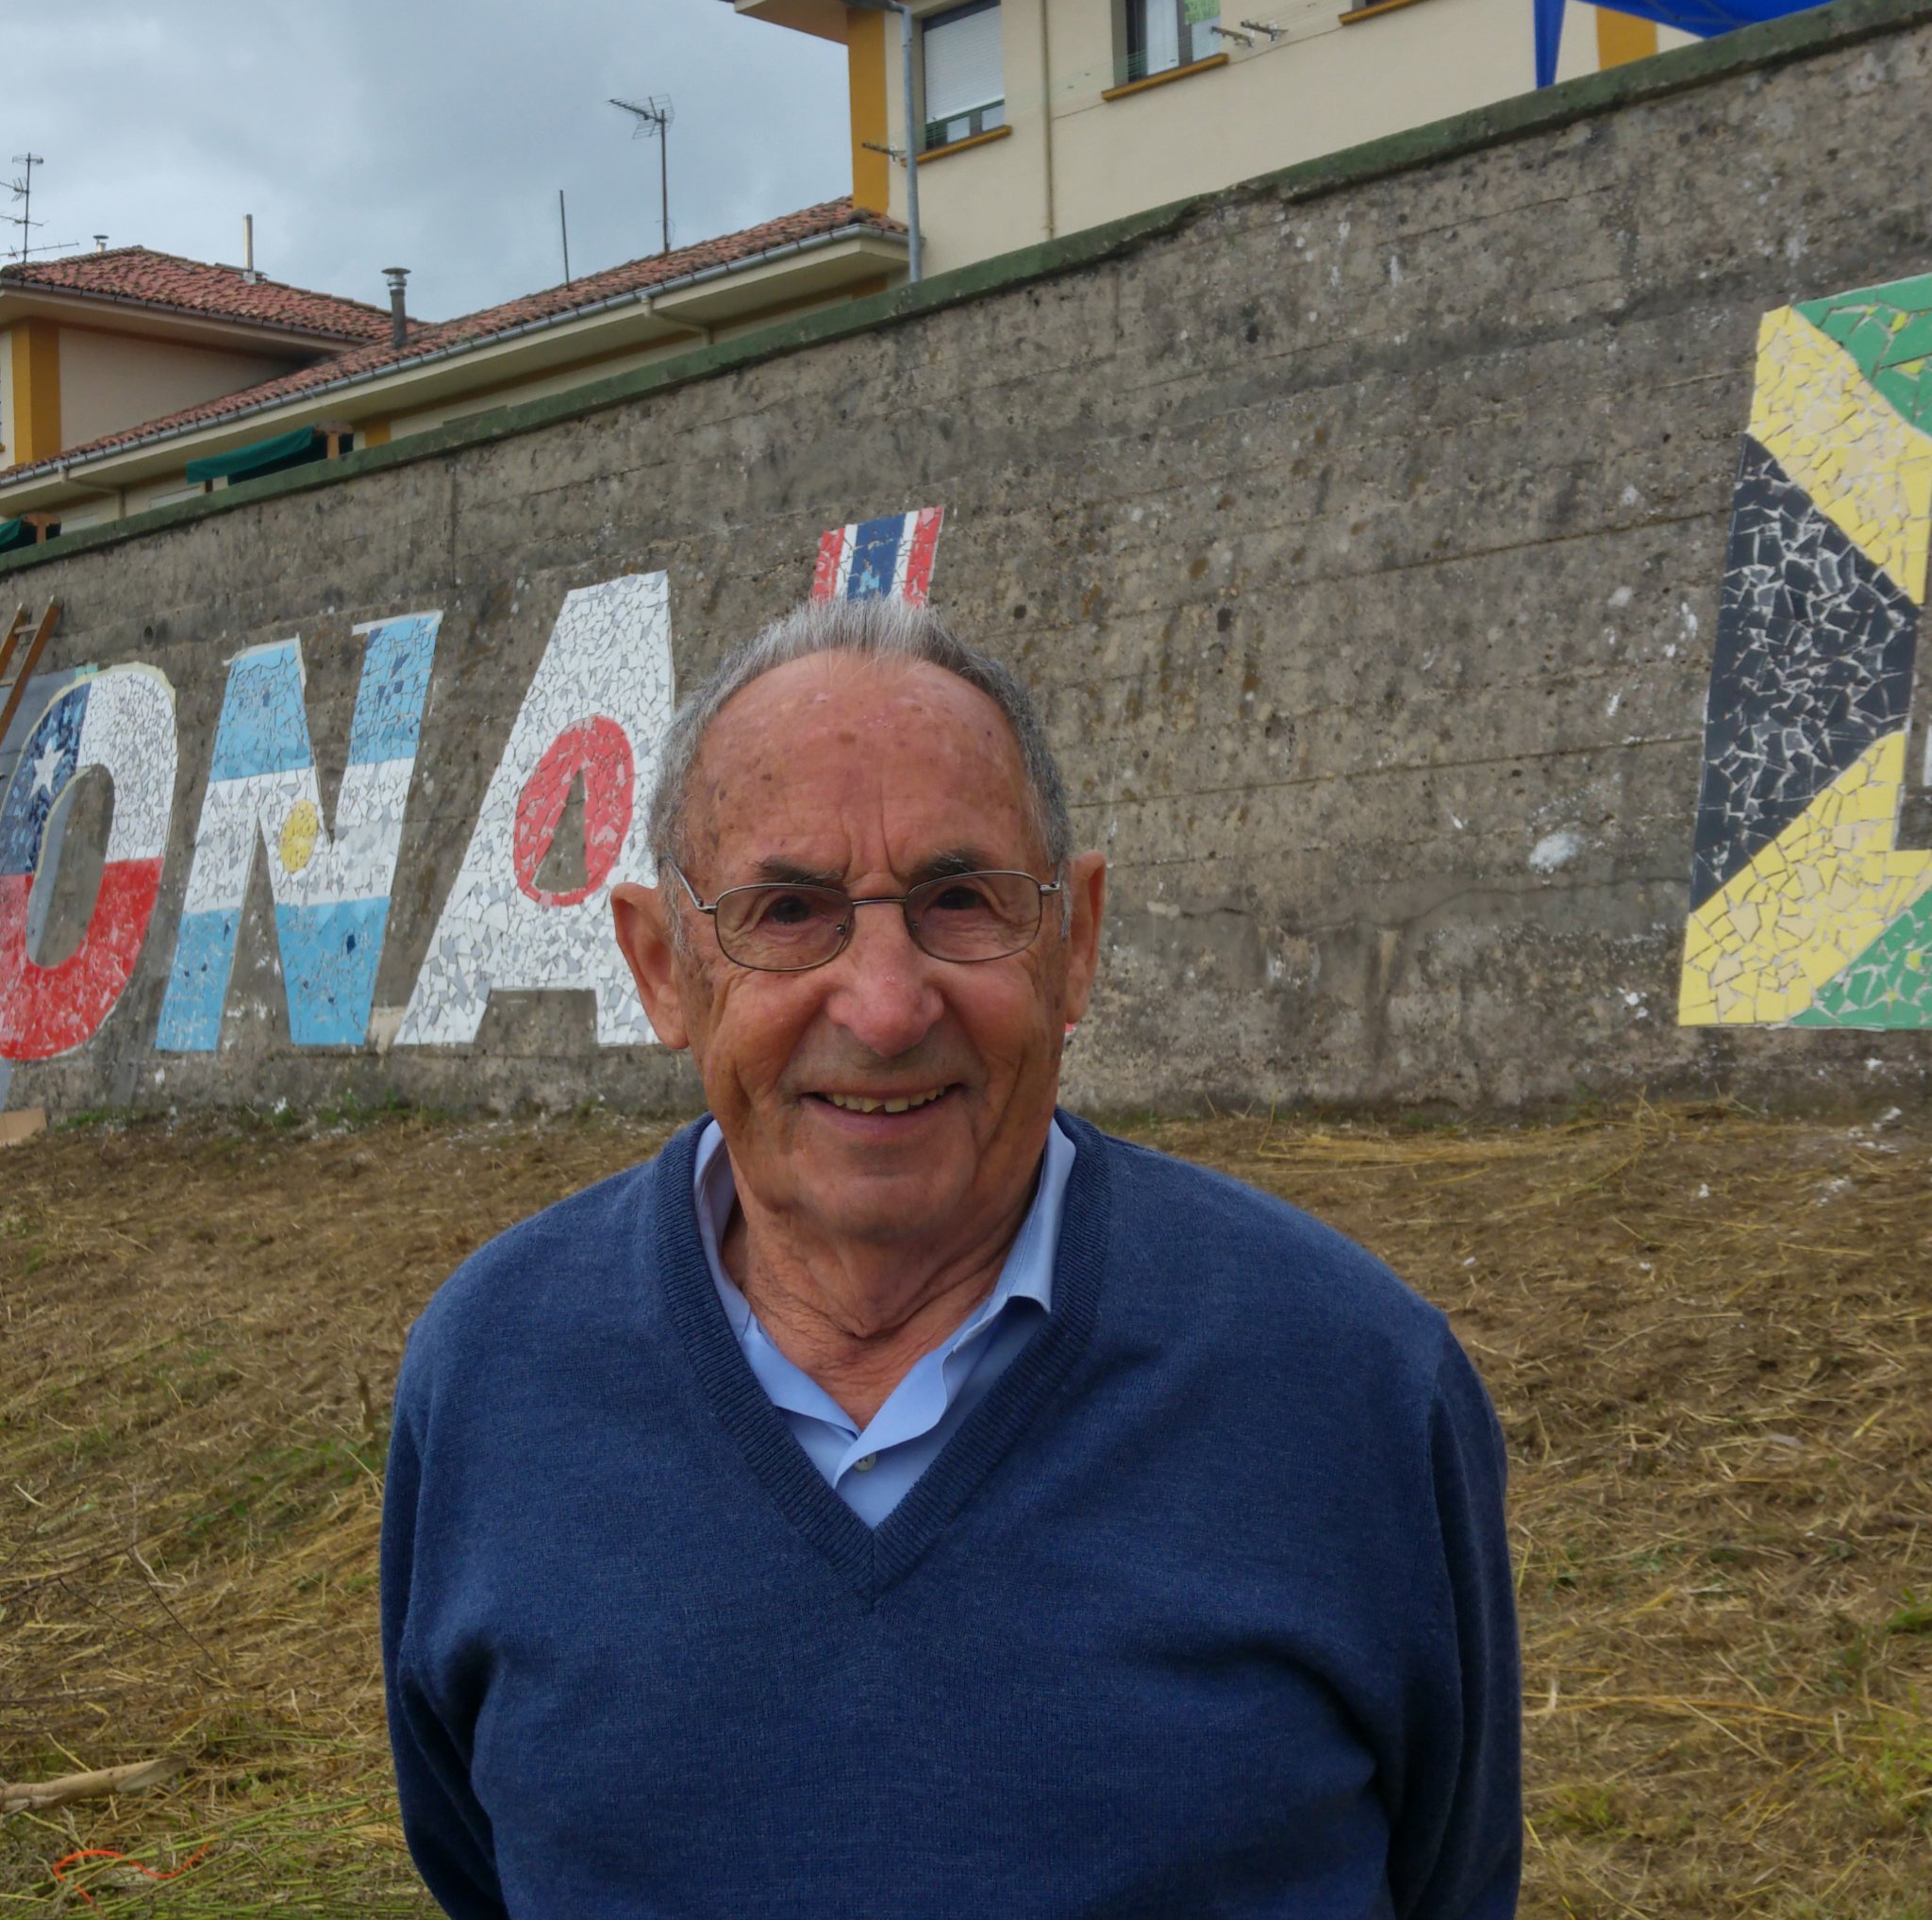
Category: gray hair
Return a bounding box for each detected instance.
[646,597,1074,878]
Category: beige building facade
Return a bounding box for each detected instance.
[0,208,905,539]
[738,0,1693,276]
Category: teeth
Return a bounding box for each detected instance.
[825,1088,944,1114]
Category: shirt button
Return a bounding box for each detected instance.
[853,1453,878,1473]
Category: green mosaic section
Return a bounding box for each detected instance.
[1790,886,1932,1027]
[1795,274,1932,438]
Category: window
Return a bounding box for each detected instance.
[1123,0,1221,83]
[922,0,1004,150]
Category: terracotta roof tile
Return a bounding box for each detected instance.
[0,245,403,342]
[1,201,903,485]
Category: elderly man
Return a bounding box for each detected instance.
[381,598,1521,1919]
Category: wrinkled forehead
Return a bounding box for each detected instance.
[683,652,1038,873]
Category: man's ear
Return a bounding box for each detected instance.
[1059,851,1107,1029]
[611,879,691,1051]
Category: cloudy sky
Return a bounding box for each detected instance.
[8,0,852,322]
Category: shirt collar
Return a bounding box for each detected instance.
[692,1115,1073,1347]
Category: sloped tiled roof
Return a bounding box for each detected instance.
[0,201,903,486]
[0,246,404,343]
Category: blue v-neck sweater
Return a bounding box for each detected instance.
[382,1114,1521,1920]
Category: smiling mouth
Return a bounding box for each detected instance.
[813,1086,952,1115]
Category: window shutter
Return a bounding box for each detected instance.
[924,4,1003,123]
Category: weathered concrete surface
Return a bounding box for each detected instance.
[6,0,1932,1115]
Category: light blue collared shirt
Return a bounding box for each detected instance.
[692,1117,1075,1528]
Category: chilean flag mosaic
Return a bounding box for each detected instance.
[810,507,943,606]
[0,665,178,1060]
[156,613,439,1051]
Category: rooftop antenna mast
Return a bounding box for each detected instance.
[608,96,674,257]
[4,155,75,264]
[5,154,42,263]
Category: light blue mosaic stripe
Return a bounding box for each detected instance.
[276,897,391,1046]
[155,909,240,1052]
[346,615,439,767]
[207,643,312,784]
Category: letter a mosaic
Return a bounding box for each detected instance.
[1680,273,1932,1027]
[156,613,439,1049]
[398,574,673,1047]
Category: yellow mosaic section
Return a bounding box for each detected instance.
[1679,732,1932,1025]
[1749,307,1932,604]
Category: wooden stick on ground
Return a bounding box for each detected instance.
[0,1756,179,1813]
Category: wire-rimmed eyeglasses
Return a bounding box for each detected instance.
[666,864,1062,973]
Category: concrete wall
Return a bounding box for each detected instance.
[6,0,1932,1119]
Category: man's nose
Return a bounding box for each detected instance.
[822,901,943,1059]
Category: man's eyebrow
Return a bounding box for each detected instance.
[747,857,845,888]
[911,847,998,881]
[741,849,1004,890]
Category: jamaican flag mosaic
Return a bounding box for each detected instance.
[1680,273,1932,1027]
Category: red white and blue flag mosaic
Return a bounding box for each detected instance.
[811,508,943,606]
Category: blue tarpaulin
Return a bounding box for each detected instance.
[1536,0,1828,88]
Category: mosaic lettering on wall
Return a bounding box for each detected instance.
[1679,274,1932,1027]
[156,613,440,1049]
[0,665,178,1060]
[397,574,672,1047]
[811,507,943,604]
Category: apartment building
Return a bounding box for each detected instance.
[0,201,906,543]
[731,0,1692,275]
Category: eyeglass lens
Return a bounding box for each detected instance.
[713,872,1044,971]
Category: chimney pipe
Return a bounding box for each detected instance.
[93,234,108,253]
[383,266,409,350]
[242,213,255,281]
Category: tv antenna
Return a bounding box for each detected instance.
[5,155,76,265]
[608,96,673,257]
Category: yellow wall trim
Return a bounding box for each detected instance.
[11,321,62,462]
[1595,6,1657,66]
[1339,0,1438,24]
[848,7,891,214]
[920,124,1014,163]
[1101,53,1229,104]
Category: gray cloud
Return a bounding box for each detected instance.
[8,0,851,321]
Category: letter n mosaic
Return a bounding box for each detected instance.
[1680,274,1932,1027]
[156,613,439,1049]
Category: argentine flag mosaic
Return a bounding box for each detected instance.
[157,613,439,1051]
[1680,273,1932,1028]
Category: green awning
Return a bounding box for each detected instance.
[185,426,323,486]
[0,518,35,554]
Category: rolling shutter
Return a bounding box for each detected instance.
[924,2,1003,124]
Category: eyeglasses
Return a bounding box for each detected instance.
[667,864,1062,973]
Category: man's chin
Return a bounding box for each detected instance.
[790,1164,972,1248]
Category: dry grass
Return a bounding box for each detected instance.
[1,1097,1928,1915]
